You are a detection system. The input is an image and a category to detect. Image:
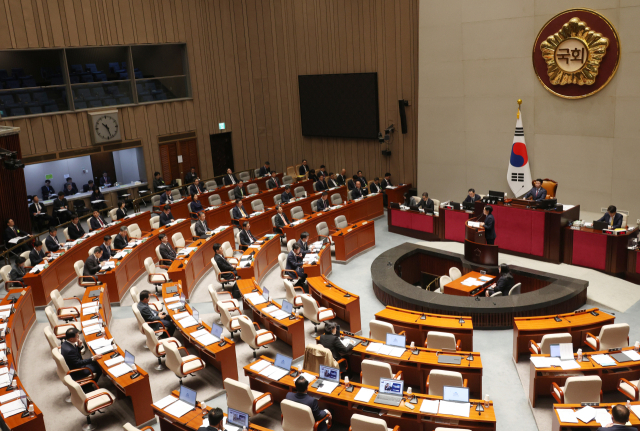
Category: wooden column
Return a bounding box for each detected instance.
[0,128,30,239]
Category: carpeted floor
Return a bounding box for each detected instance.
[14,208,640,431]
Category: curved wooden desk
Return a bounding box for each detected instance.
[244,356,496,431]
[464,219,498,266]
[331,220,375,263]
[383,184,412,207]
[375,306,474,351]
[80,285,154,426]
[301,241,332,278]
[166,226,235,300]
[236,235,281,285]
[552,402,640,431]
[161,282,239,382]
[237,279,306,360]
[0,287,44,431]
[563,225,639,274]
[387,208,441,241]
[513,308,615,363]
[307,276,361,334]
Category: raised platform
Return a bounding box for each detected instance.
[371,243,589,328]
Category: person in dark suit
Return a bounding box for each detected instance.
[212,243,241,299]
[189,179,205,196]
[327,173,339,188]
[480,205,496,245]
[63,183,77,196]
[351,181,366,199]
[99,172,112,187]
[29,195,54,231]
[286,243,308,291]
[194,212,210,237]
[308,169,318,183]
[524,179,547,201]
[9,257,27,283]
[356,170,367,188]
[315,174,327,192]
[239,221,257,250]
[485,264,514,297]
[281,185,293,204]
[274,205,290,236]
[232,200,248,224]
[41,180,55,200]
[82,180,95,193]
[61,328,102,385]
[113,226,128,250]
[285,377,331,431]
[53,191,72,223]
[298,159,309,176]
[29,240,47,266]
[160,189,174,205]
[67,214,85,240]
[84,247,102,275]
[99,236,113,262]
[381,173,392,190]
[45,226,64,252]
[266,175,280,189]
[158,233,177,261]
[190,194,204,215]
[336,169,347,186]
[316,192,330,211]
[153,172,166,192]
[90,186,107,213]
[370,177,382,194]
[138,290,175,337]
[89,210,108,230]
[347,176,357,191]
[319,321,354,371]
[258,161,271,177]
[198,407,225,431]
[223,168,238,186]
[297,232,310,256]
[115,201,127,220]
[464,188,481,203]
[184,167,198,185]
[63,178,78,195]
[598,205,624,229]
[159,205,174,227]
[4,219,31,252]
[317,165,328,178]
[233,181,245,200]
[417,192,434,213]
[597,405,631,431]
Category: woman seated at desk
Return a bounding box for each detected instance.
[190,193,204,215]
[485,264,515,297]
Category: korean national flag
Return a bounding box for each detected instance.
[507,111,532,197]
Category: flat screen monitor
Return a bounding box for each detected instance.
[488,190,504,198]
[379,378,404,396]
[274,353,292,371]
[228,408,249,428]
[443,386,469,403]
[386,333,406,348]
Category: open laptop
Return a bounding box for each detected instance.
[374,378,404,407]
[179,385,197,410]
[260,354,293,381]
[311,365,340,389]
[226,408,250,431]
[274,353,292,372]
[593,220,609,230]
[386,333,406,349]
[443,385,469,403]
[164,385,197,418]
[211,322,223,340]
[262,287,270,303]
[124,350,135,369]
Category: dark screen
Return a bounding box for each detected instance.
[298,73,379,139]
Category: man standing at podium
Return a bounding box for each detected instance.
[524,179,547,201]
[464,188,481,203]
[480,205,496,245]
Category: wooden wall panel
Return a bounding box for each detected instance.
[0,0,418,187]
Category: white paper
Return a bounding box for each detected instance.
[249,360,270,372]
[438,400,470,417]
[595,408,612,427]
[630,405,640,420]
[178,316,199,328]
[366,342,383,354]
[87,338,110,349]
[559,360,581,370]
[556,409,579,423]
[190,329,209,339]
[530,357,551,368]
[388,347,406,358]
[104,356,124,367]
[83,325,102,335]
[262,305,279,314]
[575,406,596,423]
[0,391,19,404]
[108,363,134,378]
[167,302,184,310]
[94,345,114,355]
[172,312,190,320]
[559,344,574,361]
[164,399,194,418]
[297,372,317,384]
[623,350,640,361]
[81,302,97,309]
[354,388,375,403]
[316,381,339,394]
[267,367,289,381]
[164,296,180,304]
[420,399,440,414]
[591,354,616,367]
[82,307,99,316]
[0,399,25,417]
[194,332,219,346]
[378,345,393,356]
[270,310,291,320]
[245,293,266,305]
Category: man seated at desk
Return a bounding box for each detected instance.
[524,178,547,201]
[223,168,238,186]
[298,232,310,255]
[370,177,382,194]
[90,186,107,213]
[63,183,76,196]
[82,180,95,193]
[598,205,624,229]
[153,171,166,192]
[5,218,31,252]
[9,257,27,284]
[189,179,205,195]
[319,321,354,372]
[212,243,241,299]
[234,181,245,199]
[464,188,481,203]
[337,169,347,186]
[53,191,72,223]
[417,192,434,213]
[258,161,271,177]
[160,189,174,205]
[274,205,290,237]
[281,185,293,203]
[138,290,176,338]
[267,175,281,189]
[286,243,308,291]
[327,173,339,188]
[198,407,225,431]
[113,226,128,250]
[194,212,210,238]
[29,196,54,231]
[159,205,175,227]
[381,173,392,189]
[315,174,327,192]
[99,172,111,187]
[239,221,257,250]
[232,200,248,226]
[29,239,48,266]
[158,233,177,261]
[100,235,113,262]
[63,178,78,195]
[485,264,514,297]
[351,180,366,199]
[68,214,85,240]
[317,191,331,211]
[89,209,108,231]
[298,159,310,176]
[41,179,55,200]
[185,167,198,185]
[62,328,102,388]
[317,165,328,178]
[286,377,331,431]
[598,405,631,431]
[45,226,64,252]
[84,247,102,276]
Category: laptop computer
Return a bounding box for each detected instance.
[374,378,404,407]
[179,385,197,410]
[124,350,135,368]
[281,300,295,319]
[443,385,469,403]
[593,220,609,230]
[211,322,223,340]
[386,333,406,349]
[311,365,340,388]
[226,408,250,431]
[274,353,292,371]
[449,202,461,210]
[262,287,270,302]
[438,355,462,365]
[462,201,475,211]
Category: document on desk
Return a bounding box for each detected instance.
[83,324,102,335]
[164,296,180,304]
[104,356,124,367]
[82,306,99,316]
[556,409,579,423]
[630,405,640,419]
[438,401,470,417]
[249,360,270,372]
[270,310,291,321]
[623,350,640,361]
[0,375,10,388]
[8,236,27,244]
[354,388,375,403]
[194,332,219,346]
[94,345,115,355]
[259,365,288,381]
[591,354,616,367]
[0,399,25,417]
[190,329,209,339]
[297,372,316,384]
[167,302,184,310]
[530,357,554,368]
[173,312,190,320]
[559,360,581,370]
[178,315,199,328]
[164,399,194,418]
[262,305,279,314]
[386,347,406,358]
[420,399,439,414]
[154,395,178,410]
[245,293,266,305]
[316,381,339,394]
[108,363,134,378]
[366,342,383,354]
[87,337,112,350]
[595,409,612,426]
[479,276,492,281]
[575,406,596,423]
[0,391,19,404]
[468,221,480,228]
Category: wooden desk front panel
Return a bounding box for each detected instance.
[235,236,281,285]
[384,184,411,207]
[333,221,375,262]
[303,244,332,278]
[307,276,361,334]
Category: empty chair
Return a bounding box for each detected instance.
[618,377,640,401]
[300,294,336,334]
[294,186,306,198]
[172,232,186,250]
[251,199,264,212]
[45,306,81,339]
[315,222,332,241]
[351,414,399,431]
[286,239,296,253]
[131,303,148,338]
[64,375,115,430]
[284,279,304,309]
[142,322,181,370]
[426,369,466,396]
[330,193,343,206]
[205,180,218,191]
[369,320,404,342]
[282,175,293,185]
[128,223,143,239]
[585,323,629,351]
[130,286,163,312]
[151,195,162,212]
[439,275,452,289]
[74,261,101,288]
[551,376,602,404]
[208,194,222,206]
[246,183,259,195]
[221,241,242,259]
[171,189,182,201]
[238,171,250,182]
[361,359,402,386]
[310,201,318,212]
[224,377,273,417]
[508,282,521,296]
[449,267,462,281]
[145,257,170,293]
[290,206,304,220]
[227,190,236,201]
[273,194,282,206]
[150,216,160,229]
[425,331,460,351]
[219,302,243,337]
[281,399,331,431]
[0,265,24,290]
[50,289,82,320]
[529,333,572,355]
[207,284,240,317]
[238,315,276,358]
[162,339,206,384]
[334,215,348,229]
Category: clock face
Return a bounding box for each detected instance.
[95,115,119,140]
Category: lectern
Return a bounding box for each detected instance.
[464,217,498,266]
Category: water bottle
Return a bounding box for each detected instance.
[28,403,34,418]
[635,341,639,352]
[410,341,415,350]
[407,387,412,397]
[201,401,207,418]
[344,376,349,387]
[484,394,490,408]
[627,400,631,409]
[577,348,582,362]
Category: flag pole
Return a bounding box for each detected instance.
[517,99,522,119]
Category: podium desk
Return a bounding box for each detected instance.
[375,306,474,351]
[167,226,235,300]
[529,346,640,407]
[552,402,640,431]
[244,356,496,431]
[302,242,332,278]
[161,282,239,382]
[81,286,154,426]
[444,271,495,296]
[464,219,498,266]
[332,220,375,263]
[512,308,615,363]
[387,208,440,241]
[383,184,411,207]
[236,235,281,285]
[442,207,474,242]
[307,276,361,334]
[237,279,306,360]
[23,211,151,307]
[563,226,638,274]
